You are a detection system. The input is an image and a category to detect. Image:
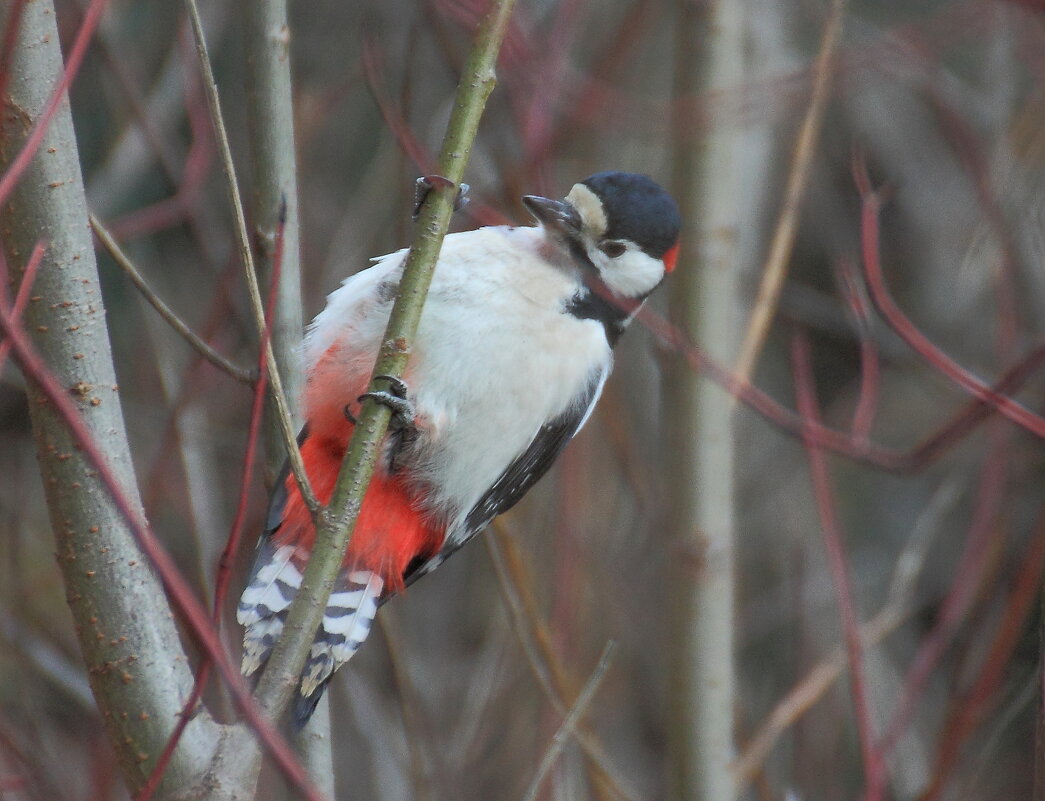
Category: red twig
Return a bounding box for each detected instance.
[361,36,433,173]
[135,208,286,801]
[835,257,881,445]
[139,256,245,518]
[360,35,510,227]
[0,241,46,375]
[921,513,1045,800]
[0,290,323,801]
[854,154,1045,441]
[791,331,885,795]
[633,300,1045,472]
[873,423,1010,778]
[105,28,215,242]
[216,200,284,623]
[0,0,108,209]
[518,0,584,161]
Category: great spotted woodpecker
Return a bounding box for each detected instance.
[238,171,681,724]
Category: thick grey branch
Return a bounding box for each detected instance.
[0,1,221,794]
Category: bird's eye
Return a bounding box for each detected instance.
[599,241,627,259]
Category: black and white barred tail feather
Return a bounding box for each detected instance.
[237,541,383,726]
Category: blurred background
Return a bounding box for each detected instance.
[1,0,1044,799]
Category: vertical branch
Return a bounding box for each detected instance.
[243,0,304,478]
[184,0,318,515]
[792,332,884,795]
[241,0,326,789]
[0,1,221,794]
[665,1,743,799]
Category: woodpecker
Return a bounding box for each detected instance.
[238,171,681,724]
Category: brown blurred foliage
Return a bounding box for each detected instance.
[1,1,1045,799]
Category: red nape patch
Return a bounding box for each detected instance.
[274,432,444,592]
[662,241,680,273]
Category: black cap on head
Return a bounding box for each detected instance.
[581,172,681,259]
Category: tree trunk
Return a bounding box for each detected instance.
[666,1,743,799]
[0,2,221,794]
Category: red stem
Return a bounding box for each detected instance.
[0,0,108,208]
[855,157,1045,441]
[0,288,323,801]
[791,331,886,795]
[135,205,287,801]
[835,257,881,444]
[921,514,1045,800]
[874,424,1009,773]
[632,301,1045,473]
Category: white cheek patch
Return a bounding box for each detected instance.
[599,247,664,298]
[566,183,608,237]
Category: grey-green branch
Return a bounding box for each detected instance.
[250,0,519,722]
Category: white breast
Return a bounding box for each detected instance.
[304,225,612,533]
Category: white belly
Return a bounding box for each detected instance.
[304,225,612,532]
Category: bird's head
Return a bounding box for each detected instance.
[522,171,681,300]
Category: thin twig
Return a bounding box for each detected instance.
[378,614,436,801]
[920,515,1045,801]
[183,0,318,514]
[855,156,1045,442]
[134,201,283,801]
[90,214,254,384]
[523,642,616,801]
[634,302,1045,472]
[835,257,880,443]
[731,604,909,786]
[732,0,846,388]
[732,458,961,787]
[485,531,644,801]
[792,331,884,794]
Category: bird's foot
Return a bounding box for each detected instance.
[413,175,470,220]
[359,374,415,428]
[359,375,417,473]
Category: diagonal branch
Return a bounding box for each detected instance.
[250,0,519,722]
[90,214,255,384]
[183,0,317,515]
[523,642,616,801]
[732,0,846,388]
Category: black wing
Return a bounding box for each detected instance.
[402,366,607,588]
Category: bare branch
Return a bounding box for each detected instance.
[732,0,847,386]
[523,642,616,801]
[183,0,317,514]
[666,1,743,798]
[0,1,222,792]
[243,0,304,480]
[90,214,255,384]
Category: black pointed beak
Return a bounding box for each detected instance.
[522,195,582,237]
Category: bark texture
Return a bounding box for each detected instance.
[0,2,220,794]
